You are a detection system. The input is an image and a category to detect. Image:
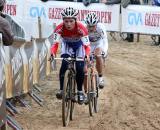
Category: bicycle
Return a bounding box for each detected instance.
[50,56,84,127]
[85,52,107,116]
[84,53,101,116]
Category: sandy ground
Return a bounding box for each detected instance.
[15,34,160,130]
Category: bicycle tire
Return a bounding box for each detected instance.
[94,74,99,113]
[88,71,94,116]
[70,77,76,121]
[62,70,71,127]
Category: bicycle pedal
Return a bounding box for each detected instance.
[71,95,77,102]
[65,96,70,102]
[84,98,89,105]
[78,101,84,105]
[89,92,96,98]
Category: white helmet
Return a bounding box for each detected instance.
[61,7,78,19]
[85,12,99,26]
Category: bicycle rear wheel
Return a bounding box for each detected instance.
[88,71,94,116]
[62,70,71,127]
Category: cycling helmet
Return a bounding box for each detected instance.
[85,12,99,26]
[61,7,78,19]
[0,0,5,7]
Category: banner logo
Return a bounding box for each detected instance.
[128,13,142,25]
[30,7,46,18]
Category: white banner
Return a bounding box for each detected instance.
[122,5,160,35]
[5,0,120,40]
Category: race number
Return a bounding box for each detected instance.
[81,36,90,45]
[53,33,61,43]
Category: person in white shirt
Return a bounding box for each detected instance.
[85,12,108,88]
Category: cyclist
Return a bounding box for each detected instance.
[85,12,108,89]
[50,7,90,104]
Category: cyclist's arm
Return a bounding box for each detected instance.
[50,23,63,56]
[100,24,108,55]
[81,35,91,56]
[50,32,61,55]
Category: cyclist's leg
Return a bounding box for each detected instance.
[83,65,88,93]
[76,61,85,104]
[94,40,103,76]
[60,54,70,90]
[76,61,85,91]
[56,54,69,99]
[95,47,103,76]
[94,40,105,88]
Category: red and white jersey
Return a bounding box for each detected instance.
[51,22,90,58]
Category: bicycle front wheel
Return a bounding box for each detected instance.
[62,70,71,127]
[94,74,99,113]
[87,71,94,116]
[70,76,76,121]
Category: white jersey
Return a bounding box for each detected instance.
[88,23,108,55]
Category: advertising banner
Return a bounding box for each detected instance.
[122,5,160,35]
[5,0,120,40]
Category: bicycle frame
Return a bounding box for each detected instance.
[89,54,98,92]
[84,54,98,92]
[53,57,84,98]
[85,54,100,116]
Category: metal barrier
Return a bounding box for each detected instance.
[0,38,52,97]
[0,33,53,129]
[0,33,6,129]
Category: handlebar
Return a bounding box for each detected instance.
[49,57,84,62]
[90,52,105,59]
[54,57,84,61]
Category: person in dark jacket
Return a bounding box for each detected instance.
[101,0,120,4]
[0,0,13,45]
[41,0,99,6]
[102,0,140,7]
[82,0,99,6]
[102,0,140,42]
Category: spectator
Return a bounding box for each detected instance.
[101,0,121,5]
[82,0,99,6]
[41,0,99,6]
[102,0,140,42]
[41,0,74,1]
[0,0,13,45]
[101,0,140,7]
[153,0,160,5]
